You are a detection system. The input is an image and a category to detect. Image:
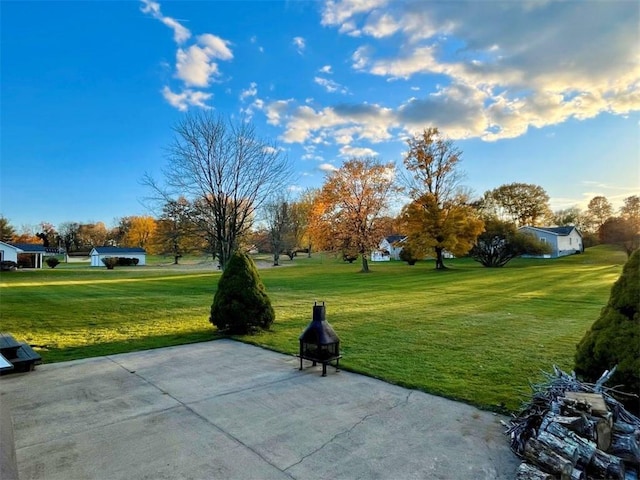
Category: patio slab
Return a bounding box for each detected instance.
[0,339,519,479]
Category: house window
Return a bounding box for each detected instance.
[569,238,572,245]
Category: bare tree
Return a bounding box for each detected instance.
[144,113,291,269]
[264,195,296,266]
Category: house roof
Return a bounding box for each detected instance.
[91,247,146,254]
[0,241,22,252]
[384,235,407,244]
[519,226,581,236]
[10,243,46,252]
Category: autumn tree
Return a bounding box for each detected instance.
[469,218,551,267]
[311,158,399,273]
[77,222,108,249]
[483,183,552,227]
[295,188,319,258]
[599,217,639,257]
[400,128,484,270]
[0,216,16,242]
[586,195,613,233]
[155,197,195,264]
[620,195,640,232]
[120,216,157,251]
[144,113,291,270]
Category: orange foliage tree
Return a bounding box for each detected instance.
[122,216,157,252]
[309,158,400,273]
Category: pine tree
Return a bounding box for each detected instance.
[210,252,275,334]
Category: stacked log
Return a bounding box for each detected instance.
[506,366,640,480]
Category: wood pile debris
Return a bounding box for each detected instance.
[505,366,639,480]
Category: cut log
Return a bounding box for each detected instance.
[625,467,639,480]
[610,432,640,464]
[555,415,595,438]
[570,467,585,480]
[537,430,579,464]
[524,437,574,479]
[516,462,554,480]
[614,420,640,435]
[594,416,614,451]
[565,392,609,417]
[588,448,626,480]
[541,418,597,467]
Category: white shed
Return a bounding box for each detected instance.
[518,226,583,258]
[0,241,22,263]
[90,247,146,267]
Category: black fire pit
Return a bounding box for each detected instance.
[299,302,341,376]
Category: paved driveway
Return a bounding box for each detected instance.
[1,340,519,479]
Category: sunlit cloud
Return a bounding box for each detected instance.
[161,86,212,111]
[140,0,191,44]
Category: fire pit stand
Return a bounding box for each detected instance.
[298,302,341,376]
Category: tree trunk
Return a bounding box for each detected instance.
[273,252,279,266]
[434,246,446,270]
[360,254,369,273]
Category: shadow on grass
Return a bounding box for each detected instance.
[38,331,222,363]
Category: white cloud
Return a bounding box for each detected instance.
[319,0,640,142]
[339,145,377,158]
[319,163,339,172]
[314,77,349,94]
[292,36,306,55]
[240,82,258,101]
[140,0,191,44]
[175,34,233,87]
[319,65,333,74]
[162,86,212,111]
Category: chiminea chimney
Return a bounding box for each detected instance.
[299,302,341,376]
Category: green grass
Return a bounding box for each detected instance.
[0,245,626,412]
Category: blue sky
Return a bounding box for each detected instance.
[1,0,638,230]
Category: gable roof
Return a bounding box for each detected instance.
[0,241,23,253]
[91,247,146,255]
[384,235,407,244]
[10,243,46,252]
[519,226,581,236]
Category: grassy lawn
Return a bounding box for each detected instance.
[0,245,626,413]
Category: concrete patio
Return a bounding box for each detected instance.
[0,339,519,479]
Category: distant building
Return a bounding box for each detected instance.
[90,247,146,267]
[518,226,583,258]
[371,235,406,261]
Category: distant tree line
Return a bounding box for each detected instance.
[1,118,637,270]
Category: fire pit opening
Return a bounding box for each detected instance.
[299,302,341,376]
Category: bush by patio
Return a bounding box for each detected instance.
[210,251,274,334]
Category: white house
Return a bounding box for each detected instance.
[0,241,21,263]
[518,226,583,258]
[371,235,406,261]
[90,247,146,267]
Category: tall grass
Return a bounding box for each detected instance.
[0,245,625,412]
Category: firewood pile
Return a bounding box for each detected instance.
[504,366,640,480]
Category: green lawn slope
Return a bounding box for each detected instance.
[0,245,626,412]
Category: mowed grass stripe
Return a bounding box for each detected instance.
[0,245,625,412]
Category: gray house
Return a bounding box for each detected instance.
[518,226,583,258]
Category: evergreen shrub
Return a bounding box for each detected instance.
[575,249,640,412]
[210,252,275,334]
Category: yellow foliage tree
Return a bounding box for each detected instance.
[123,216,157,252]
[401,128,484,269]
